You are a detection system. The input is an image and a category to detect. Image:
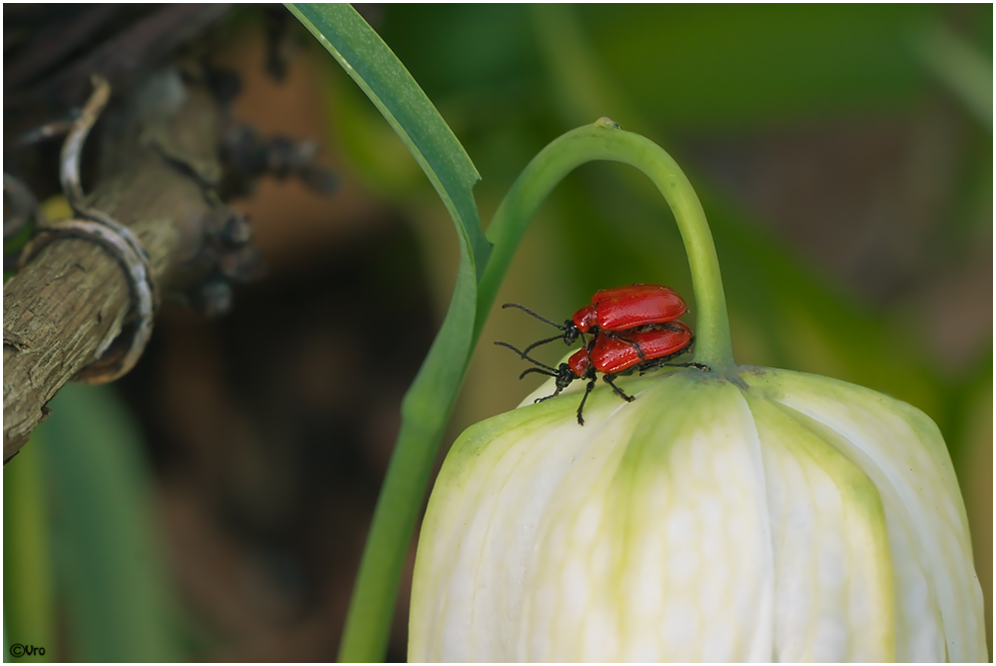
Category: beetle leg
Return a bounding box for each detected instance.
[534,390,561,404]
[603,373,635,402]
[575,376,598,425]
[608,331,647,361]
[659,361,711,373]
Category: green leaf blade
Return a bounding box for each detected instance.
[287,3,490,271]
[287,4,490,661]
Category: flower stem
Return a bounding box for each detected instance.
[477,119,735,370]
[341,122,734,662]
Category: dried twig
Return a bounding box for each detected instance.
[3,71,232,462]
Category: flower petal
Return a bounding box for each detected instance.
[743,368,987,662]
[747,394,895,661]
[411,371,778,661]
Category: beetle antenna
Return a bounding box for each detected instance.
[520,333,566,356]
[501,303,565,330]
[494,341,558,373]
[519,366,556,380]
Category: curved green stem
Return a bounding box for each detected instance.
[340,121,732,662]
[477,119,735,370]
[339,252,477,662]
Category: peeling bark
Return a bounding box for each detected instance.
[3,76,226,461]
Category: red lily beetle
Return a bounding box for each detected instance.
[574,284,687,334]
[503,283,687,357]
[495,320,697,425]
[589,321,693,374]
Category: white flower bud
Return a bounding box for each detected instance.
[409,366,986,661]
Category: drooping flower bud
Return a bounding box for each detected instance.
[410,364,986,661]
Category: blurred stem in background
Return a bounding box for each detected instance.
[3,385,182,661]
[3,439,55,663]
[915,21,993,130]
[42,384,181,661]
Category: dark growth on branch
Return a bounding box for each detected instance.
[2,5,333,462]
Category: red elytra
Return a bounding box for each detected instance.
[571,284,687,334]
[588,321,693,374]
[502,283,688,357]
[564,321,692,377]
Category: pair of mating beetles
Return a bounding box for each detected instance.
[498,284,704,425]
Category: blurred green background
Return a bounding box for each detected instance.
[4,4,991,661]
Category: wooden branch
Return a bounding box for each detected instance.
[3,73,225,462]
